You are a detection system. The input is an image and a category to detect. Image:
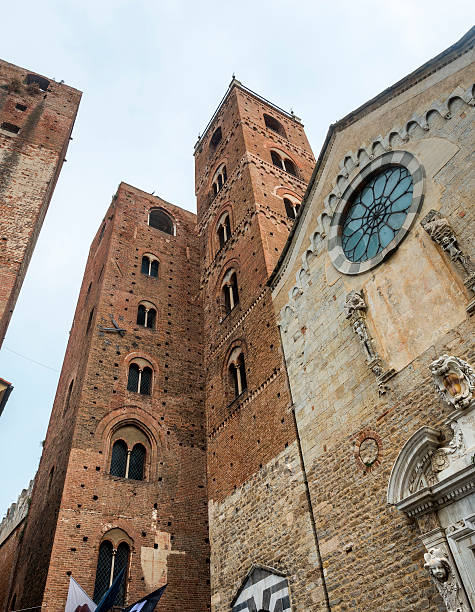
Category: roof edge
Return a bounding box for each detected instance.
[194,78,302,153]
[268,25,475,289]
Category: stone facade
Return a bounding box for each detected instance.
[271,29,474,612]
[1,28,474,612]
[0,60,81,348]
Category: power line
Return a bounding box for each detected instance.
[3,347,59,373]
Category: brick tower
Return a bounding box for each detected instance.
[195,80,326,610]
[6,184,209,610]
[0,61,81,348]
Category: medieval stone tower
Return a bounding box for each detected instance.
[194,81,327,610]
[5,185,209,610]
[0,61,81,348]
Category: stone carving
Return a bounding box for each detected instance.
[423,548,467,612]
[429,355,475,410]
[358,438,379,466]
[431,423,466,473]
[421,210,475,313]
[344,289,394,394]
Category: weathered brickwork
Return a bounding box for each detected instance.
[6,184,209,610]
[0,60,81,347]
[272,33,474,612]
[195,83,328,610]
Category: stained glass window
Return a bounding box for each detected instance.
[341,166,413,263]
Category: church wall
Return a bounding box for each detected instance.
[272,45,474,611]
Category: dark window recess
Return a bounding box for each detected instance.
[229,353,247,399]
[141,256,150,275]
[150,259,159,277]
[93,541,113,603]
[140,367,152,395]
[147,308,156,329]
[15,103,27,111]
[86,308,94,333]
[284,198,299,219]
[25,73,50,91]
[128,443,146,480]
[98,224,106,244]
[285,158,297,176]
[223,165,227,182]
[218,225,226,249]
[1,122,20,134]
[137,305,146,326]
[110,440,127,477]
[271,151,284,170]
[149,209,174,235]
[114,542,129,604]
[209,126,222,150]
[127,363,140,392]
[64,379,74,415]
[264,113,286,137]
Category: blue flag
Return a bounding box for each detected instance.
[122,584,167,611]
[94,567,125,612]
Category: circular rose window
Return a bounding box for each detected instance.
[328,151,425,274]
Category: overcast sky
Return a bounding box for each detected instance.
[0,1,472,517]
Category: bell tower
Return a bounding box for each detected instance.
[195,81,325,610]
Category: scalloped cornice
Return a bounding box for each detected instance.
[272,83,475,328]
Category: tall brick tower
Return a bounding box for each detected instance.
[195,80,326,610]
[6,184,209,610]
[0,61,81,348]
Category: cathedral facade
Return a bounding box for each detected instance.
[0,27,474,612]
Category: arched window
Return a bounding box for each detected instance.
[271,151,297,177]
[283,197,300,220]
[264,113,286,138]
[228,350,247,399]
[127,360,153,395]
[148,208,174,235]
[110,440,145,481]
[93,539,129,605]
[210,126,222,151]
[211,164,227,198]
[141,254,159,278]
[217,212,232,250]
[110,440,128,477]
[222,270,239,315]
[137,301,156,329]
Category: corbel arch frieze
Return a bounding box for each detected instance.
[280,83,474,311]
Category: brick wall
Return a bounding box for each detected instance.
[8,184,209,610]
[0,60,81,347]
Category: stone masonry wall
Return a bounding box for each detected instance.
[272,48,474,611]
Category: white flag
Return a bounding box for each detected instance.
[65,577,97,612]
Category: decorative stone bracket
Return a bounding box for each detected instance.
[344,290,395,394]
[421,210,475,314]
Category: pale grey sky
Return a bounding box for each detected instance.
[0,0,472,516]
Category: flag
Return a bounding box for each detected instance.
[64,577,97,612]
[94,567,125,612]
[123,585,167,612]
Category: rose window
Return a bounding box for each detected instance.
[341,166,413,263]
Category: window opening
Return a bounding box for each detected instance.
[1,122,20,134]
[212,164,227,198]
[210,126,222,151]
[25,74,50,91]
[98,224,106,244]
[223,272,239,314]
[110,440,128,477]
[229,352,247,398]
[149,209,174,235]
[127,363,152,395]
[141,255,159,277]
[93,540,129,605]
[128,443,146,480]
[217,213,232,249]
[15,103,27,111]
[284,198,299,219]
[86,308,94,333]
[271,151,297,176]
[137,304,156,329]
[63,379,74,415]
[264,113,286,137]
